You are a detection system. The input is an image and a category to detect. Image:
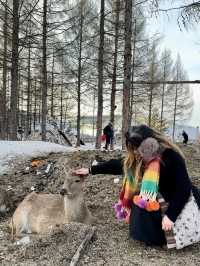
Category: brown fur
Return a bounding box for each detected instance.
[11,175,94,236]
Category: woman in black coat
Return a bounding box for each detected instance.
[74,125,200,248]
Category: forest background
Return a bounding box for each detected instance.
[0,0,199,147]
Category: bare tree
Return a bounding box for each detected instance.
[169,55,193,139]
[25,18,32,137]
[76,0,84,147]
[160,49,172,130]
[95,0,105,149]
[0,0,195,145]
[156,1,200,27]
[50,49,55,118]
[129,18,137,126]
[147,41,158,126]
[110,0,120,127]
[41,0,48,141]
[122,0,133,148]
[1,0,8,139]
[172,81,178,140]
[10,0,20,140]
[60,54,64,131]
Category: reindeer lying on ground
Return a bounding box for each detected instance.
[11,173,95,235]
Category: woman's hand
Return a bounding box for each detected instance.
[162,215,174,231]
[72,168,89,177]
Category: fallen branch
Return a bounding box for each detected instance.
[69,226,96,266]
[58,129,73,146]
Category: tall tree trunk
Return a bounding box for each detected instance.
[95,0,105,149]
[41,0,48,141]
[148,48,156,128]
[29,85,32,134]
[17,70,21,127]
[172,83,178,141]
[26,37,31,137]
[160,69,166,130]
[60,56,64,131]
[129,19,137,127]
[33,79,37,131]
[18,73,23,128]
[92,90,96,139]
[1,0,8,139]
[76,5,83,147]
[110,0,120,126]
[122,0,133,148]
[6,73,10,138]
[148,86,153,127]
[10,0,19,140]
[51,49,55,118]
[38,77,42,124]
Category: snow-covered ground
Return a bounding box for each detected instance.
[0,141,96,175]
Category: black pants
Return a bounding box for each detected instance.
[183,139,188,144]
[129,204,166,246]
[105,135,111,150]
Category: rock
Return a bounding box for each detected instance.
[15,236,31,246]
[114,178,120,184]
[95,259,105,266]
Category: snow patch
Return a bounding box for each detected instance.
[0,141,96,175]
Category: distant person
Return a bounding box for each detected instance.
[182,130,188,145]
[103,122,114,150]
[17,127,24,141]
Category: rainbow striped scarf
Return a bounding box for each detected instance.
[119,158,160,211]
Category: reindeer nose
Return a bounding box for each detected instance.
[60,188,67,196]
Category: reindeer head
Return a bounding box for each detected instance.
[60,166,84,198]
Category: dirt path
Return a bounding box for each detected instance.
[0,145,200,265]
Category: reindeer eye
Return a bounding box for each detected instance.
[75,179,81,183]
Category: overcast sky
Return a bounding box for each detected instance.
[147,3,200,127]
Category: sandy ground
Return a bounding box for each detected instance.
[0,145,200,265]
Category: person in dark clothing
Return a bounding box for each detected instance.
[103,122,114,150]
[182,130,188,145]
[73,124,200,249]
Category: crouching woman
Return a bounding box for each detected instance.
[74,125,200,249]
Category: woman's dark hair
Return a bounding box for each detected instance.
[124,124,185,174]
[125,125,155,148]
